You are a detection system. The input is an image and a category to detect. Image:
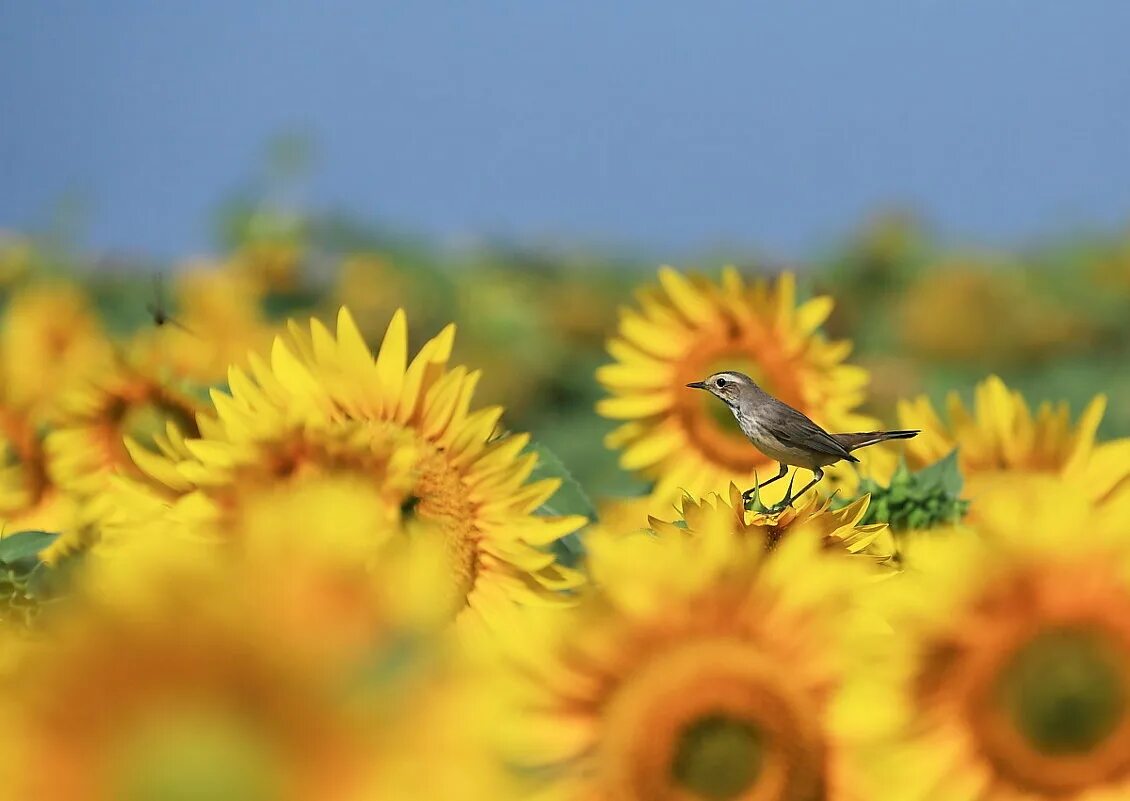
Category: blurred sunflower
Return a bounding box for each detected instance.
[846,489,1130,801]
[234,486,522,801]
[651,482,896,564]
[454,268,555,416]
[897,375,1130,516]
[0,524,438,801]
[129,262,278,386]
[898,262,1090,366]
[230,240,304,294]
[495,505,877,801]
[0,282,114,421]
[546,273,620,347]
[45,359,203,499]
[0,405,79,540]
[332,253,441,343]
[597,267,880,510]
[114,308,584,620]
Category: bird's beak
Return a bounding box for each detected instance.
[685,381,706,390]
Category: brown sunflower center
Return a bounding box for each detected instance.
[602,640,825,801]
[996,628,1127,755]
[410,447,480,605]
[671,714,764,800]
[970,623,1130,795]
[119,397,199,451]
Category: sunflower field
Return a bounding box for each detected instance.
[3,206,1130,801]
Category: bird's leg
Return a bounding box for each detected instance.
[776,468,825,510]
[763,472,799,515]
[742,463,788,505]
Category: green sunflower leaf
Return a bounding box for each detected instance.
[0,530,58,570]
[840,450,969,532]
[913,449,965,496]
[529,443,597,522]
[528,442,596,567]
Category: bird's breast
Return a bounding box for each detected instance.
[734,412,820,468]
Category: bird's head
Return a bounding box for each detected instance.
[685,371,758,407]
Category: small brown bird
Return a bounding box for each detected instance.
[687,370,919,508]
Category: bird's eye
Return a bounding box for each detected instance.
[716,378,728,388]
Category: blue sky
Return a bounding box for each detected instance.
[2,2,1129,260]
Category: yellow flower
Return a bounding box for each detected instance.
[45,359,203,499]
[651,482,896,564]
[597,267,881,510]
[453,268,555,417]
[115,308,585,620]
[897,375,1130,517]
[0,519,456,801]
[0,406,80,541]
[546,273,620,347]
[329,254,422,341]
[846,488,1130,801]
[128,262,278,386]
[230,240,303,293]
[898,263,1090,365]
[0,282,114,421]
[494,503,878,801]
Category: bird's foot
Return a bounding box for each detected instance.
[766,496,795,515]
[742,488,792,516]
[741,469,764,511]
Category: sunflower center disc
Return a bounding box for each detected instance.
[671,714,764,800]
[120,398,198,450]
[996,628,1127,755]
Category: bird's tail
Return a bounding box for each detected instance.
[835,429,920,452]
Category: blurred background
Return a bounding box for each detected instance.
[3,2,1130,495]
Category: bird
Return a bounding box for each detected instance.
[686,370,919,509]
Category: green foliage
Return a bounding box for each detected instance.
[0,530,57,567]
[529,443,595,567]
[849,451,969,532]
[0,530,60,628]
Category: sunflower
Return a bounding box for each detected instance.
[0,404,81,542]
[0,282,114,422]
[845,487,1130,801]
[494,500,878,801]
[597,267,882,511]
[0,519,452,801]
[331,254,445,343]
[650,482,896,565]
[896,375,1130,516]
[45,358,203,499]
[128,262,279,386]
[897,263,1088,366]
[230,240,304,294]
[113,308,585,620]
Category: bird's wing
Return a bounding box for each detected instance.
[773,408,858,462]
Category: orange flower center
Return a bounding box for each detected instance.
[94,383,201,483]
[976,625,1130,794]
[919,566,1130,797]
[601,639,825,801]
[671,714,765,800]
[411,447,481,606]
[676,342,807,473]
